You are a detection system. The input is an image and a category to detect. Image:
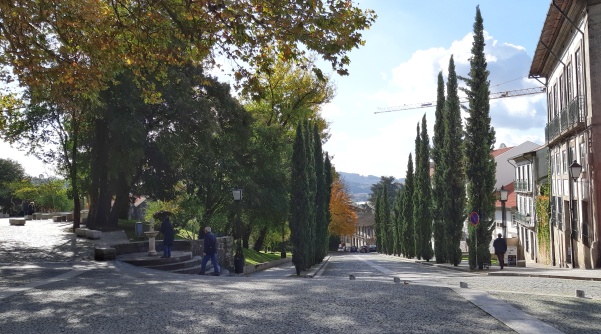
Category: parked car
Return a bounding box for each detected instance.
[359,245,369,253]
[350,246,358,253]
[369,245,377,252]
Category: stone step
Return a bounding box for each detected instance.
[143,256,202,271]
[117,251,193,267]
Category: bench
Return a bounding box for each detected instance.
[9,218,26,226]
[85,229,102,240]
[75,228,89,237]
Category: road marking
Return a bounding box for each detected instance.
[352,255,395,274]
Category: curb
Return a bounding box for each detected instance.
[242,256,292,275]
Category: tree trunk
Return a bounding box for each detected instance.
[243,223,251,249]
[108,172,131,227]
[70,115,81,230]
[253,226,268,251]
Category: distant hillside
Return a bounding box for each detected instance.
[339,172,404,203]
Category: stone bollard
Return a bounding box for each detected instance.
[349,274,355,280]
[460,282,468,288]
[576,290,585,298]
[393,277,401,283]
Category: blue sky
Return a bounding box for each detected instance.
[1,1,551,179]
[322,0,551,179]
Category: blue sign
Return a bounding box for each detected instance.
[469,212,479,226]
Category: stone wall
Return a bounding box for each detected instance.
[113,236,235,271]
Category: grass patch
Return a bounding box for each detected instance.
[243,248,291,265]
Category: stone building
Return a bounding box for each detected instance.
[529,0,601,268]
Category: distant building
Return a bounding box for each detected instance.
[340,203,375,248]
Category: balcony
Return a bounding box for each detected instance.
[513,211,535,228]
[514,180,530,193]
[545,96,586,145]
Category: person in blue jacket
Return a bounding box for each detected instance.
[199,226,220,276]
[160,215,174,258]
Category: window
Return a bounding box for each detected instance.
[562,150,567,174]
[548,92,554,120]
[580,142,587,171]
[569,145,575,166]
[555,153,560,175]
[559,74,564,110]
[527,165,531,191]
[575,48,583,98]
[553,83,558,116]
[566,61,573,100]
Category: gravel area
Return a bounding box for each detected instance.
[0,268,515,334]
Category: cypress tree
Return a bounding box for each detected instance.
[374,190,383,253]
[313,123,327,263]
[443,55,466,266]
[413,123,422,259]
[392,187,404,256]
[432,71,447,263]
[290,123,309,275]
[462,6,496,269]
[402,153,415,258]
[417,115,433,261]
[324,154,333,251]
[380,183,392,255]
[304,121,317,268]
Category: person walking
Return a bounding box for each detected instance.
[199,226,220,276]
[493,233,507,269]
[160,215,174,258]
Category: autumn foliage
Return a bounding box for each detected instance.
[329,176,357,237]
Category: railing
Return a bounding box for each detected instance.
[546,95,585,144]
[514,180,530,192]
[513,211,534,228]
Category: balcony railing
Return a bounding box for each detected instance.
[514,180,530,192]
[513,211,534,228]
[546,96,586,144]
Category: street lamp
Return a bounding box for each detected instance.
[568,160,582,268]
[499,185,508,238]
[232,188,245,274]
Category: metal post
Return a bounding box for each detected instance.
[501,200,507,238]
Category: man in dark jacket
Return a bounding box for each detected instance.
[492,233,508,269]
[199,226,220,276]
[160,216,174,258]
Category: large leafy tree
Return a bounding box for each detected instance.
[241,57,335,251]
[0,0,375,228]
[329,174,357,238]
[461,6,496,269]
[368,176,402,206]
[432,71,446,263]
[443,55,466,266]
[0,158,26,213]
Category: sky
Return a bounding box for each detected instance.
[321,0,550,179]
[0,0,551,179]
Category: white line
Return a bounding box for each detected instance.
[352,255,395,274]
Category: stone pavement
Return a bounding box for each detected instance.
[2,218,600,333]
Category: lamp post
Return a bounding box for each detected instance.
[568,160,582,268]
[499,185,508,238]
[232,188,245,274]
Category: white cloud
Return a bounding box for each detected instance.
[323,30,546,178]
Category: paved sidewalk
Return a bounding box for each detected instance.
[411,256,601,281]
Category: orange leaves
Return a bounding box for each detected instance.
[328,176,357,236]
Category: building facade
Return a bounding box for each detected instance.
[530,0,601,268]
[509,146,548,265]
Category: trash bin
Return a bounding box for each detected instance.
[505,246,517,267]
[135,222,144,237]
